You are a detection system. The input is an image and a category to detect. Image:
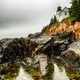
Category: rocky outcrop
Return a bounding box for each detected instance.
[42,19,80,40]
[61,41,80,72]
[0,38,38,64]
[68,41,80,56]
[0,30,80,80]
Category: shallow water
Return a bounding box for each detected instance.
[16,66,33,80]
[53,63,69,80]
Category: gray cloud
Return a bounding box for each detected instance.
[0,0,70,38]
[0,0,70,25]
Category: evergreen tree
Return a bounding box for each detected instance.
[69,0,80,21]
[49,16,58,25]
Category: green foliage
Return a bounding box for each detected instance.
[67,71,80,80]
[41,26,49,34]
[25,65,41,80]
[49,16,58,26]
[43,63,54,80]
[0,64,19,80]
[69,0,80,21]
[68,16,77,22]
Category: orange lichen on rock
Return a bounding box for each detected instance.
[48,20,80,40]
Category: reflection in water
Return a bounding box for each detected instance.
[53,63,69,80]
[16,66,33,80]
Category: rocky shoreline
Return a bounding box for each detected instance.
[0,31,80,80]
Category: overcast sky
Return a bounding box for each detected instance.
[0,0,70,39]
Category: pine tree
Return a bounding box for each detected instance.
[69,0,80,21]
[49,16,58,25]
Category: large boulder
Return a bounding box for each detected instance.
[68,41,80,56]
[61,41,80,71]
[0,38,38,63]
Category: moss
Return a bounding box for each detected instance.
[24,65,42,80]
[43,62,54,80]
[66,71,80,80]
[68,16,77,22]
[0,64,19,80]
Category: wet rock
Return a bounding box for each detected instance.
[61,50,80,72]
[28,32,41,39]
[68,41,80,56]
[0,38,38,64]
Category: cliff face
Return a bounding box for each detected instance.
[47,20,80,40]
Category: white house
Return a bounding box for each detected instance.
[56,7,69,22]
